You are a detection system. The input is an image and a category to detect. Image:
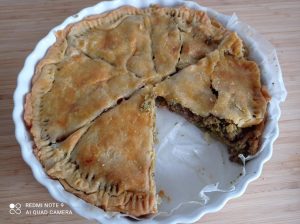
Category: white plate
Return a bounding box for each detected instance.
[13,0,287,223]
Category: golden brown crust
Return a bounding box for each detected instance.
[147,7,181,77]
[25,5,229,146]
[60,179,156,217]
[68,87,156,216]
[155,32,269,128]
[24,5,270,217]
[38,87,156,216]
[24,93,32,127]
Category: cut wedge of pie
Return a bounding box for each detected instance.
[24,5,270,217]
[155,32,270,161]
[32,86,157,216]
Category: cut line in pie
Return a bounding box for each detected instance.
[24,5,270,217]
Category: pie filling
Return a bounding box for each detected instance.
[156,97,265,162]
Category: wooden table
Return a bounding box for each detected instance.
[0,0,299,223]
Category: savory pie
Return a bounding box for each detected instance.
[24,5,270,217]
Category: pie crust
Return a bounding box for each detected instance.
[24,5,270,217]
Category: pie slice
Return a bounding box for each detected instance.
[154,33,270,161]
[35,86,157,216]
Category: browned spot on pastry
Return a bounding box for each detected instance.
[84,158,94,165]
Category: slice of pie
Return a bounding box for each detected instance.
[24,5,270,217]
[34,86,157,216]
[155,32,270,161]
